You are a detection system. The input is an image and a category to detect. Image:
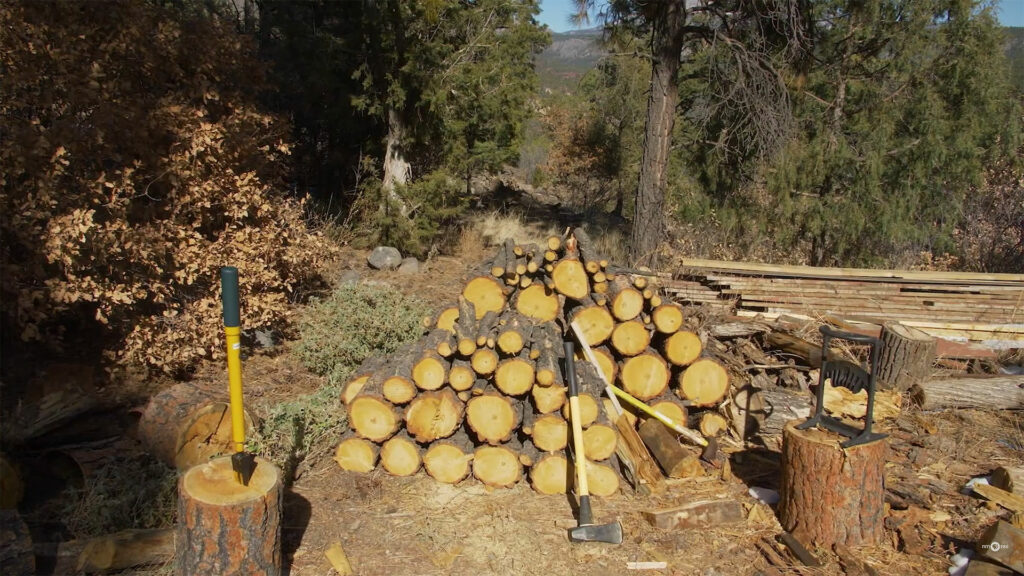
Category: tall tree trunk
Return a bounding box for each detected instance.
[630,1,686,267]
[382,107,412,217]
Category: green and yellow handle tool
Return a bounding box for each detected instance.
[221,266,257,485]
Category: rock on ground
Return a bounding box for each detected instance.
[339,269,361,285]
[397,257,420,275]
[367,246,402,270]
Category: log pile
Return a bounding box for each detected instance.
[335,232,743,493]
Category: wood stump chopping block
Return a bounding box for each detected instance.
[779,421,887,548]
[177,456,283,575]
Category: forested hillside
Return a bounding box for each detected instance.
[1,0,1021,381]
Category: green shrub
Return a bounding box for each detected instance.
[294,283,431,384]
[349,169,469,258]
[251,380,347,483]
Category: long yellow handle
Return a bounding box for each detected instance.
[608,385,708,447]
[225,325,246,453]
[568,396,589,497]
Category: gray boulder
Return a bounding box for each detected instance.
[397,257,420,275]
[339,269,361,285]
[367,246,402,270]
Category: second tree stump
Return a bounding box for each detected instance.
[177,456,282,576]
[779,421,886,548]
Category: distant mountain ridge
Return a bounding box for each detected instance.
[537,26,1024,94]
[536,28,605,93]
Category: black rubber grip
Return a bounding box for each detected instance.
[220,267,241,328]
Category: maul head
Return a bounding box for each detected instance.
[569,521,623,544]
[231,451,257,486]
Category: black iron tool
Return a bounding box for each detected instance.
[797,326,888,448]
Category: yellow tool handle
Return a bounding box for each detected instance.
[608,385,708,447]
[569,320,624,416]
[568,396,589,497]
[225,325,246,453]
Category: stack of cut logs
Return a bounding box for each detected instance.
[334,231,733,494]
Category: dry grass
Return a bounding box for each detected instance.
[457,211,629,266]
[464,210,562,250]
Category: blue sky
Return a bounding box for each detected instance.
[537,0,1024,32]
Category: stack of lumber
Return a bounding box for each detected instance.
[660,259,1024,346]
[334,233,736,494]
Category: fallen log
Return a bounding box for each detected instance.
[911,375,1024,411]
[876,323,936,391]
[37,528,174,575]
[138,381,256,470]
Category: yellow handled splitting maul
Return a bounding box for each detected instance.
[222,266,257,486]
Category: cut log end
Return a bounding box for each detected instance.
[530,454,569,495]
[494,358,535,396]
[348,396,399,442]
[380,435,422,477]
[611,320,651,357]
[678,359,729,406]
[473,446,521,488]
[552,259,589,300]
[334,437,378,473]
[620,352,670,401]
[462,277,507,319]
[412,355,446,391]
[515,284,559,322]
[382,377,417,405]
[532,414,569,452]
[583,424,618,461]
[471,348,499,376]
[423,443,472,484]
[573,306,615,347]
[651,304,684,334]
[561,393,599,428]
[466,395,518,445]
[662,331,702,367]
[404,389,464,443]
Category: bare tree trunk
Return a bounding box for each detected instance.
[630,2,686,267]
[382,107,412,217]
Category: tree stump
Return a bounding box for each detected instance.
[177,456,282,576]
[779,421,886,548]
[876,323,936,391]
[139,381,256,470]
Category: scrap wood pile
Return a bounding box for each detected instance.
[334,231,751,494]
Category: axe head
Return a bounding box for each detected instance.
[569,521,623,544]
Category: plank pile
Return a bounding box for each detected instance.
[660,259,1024,345]
[334,233,733,494]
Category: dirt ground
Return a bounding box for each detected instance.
[229,257,1022,576]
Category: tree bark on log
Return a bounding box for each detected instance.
[138,381,256,470]
[911,375,1024,411]
[992,466,1024,496]
[637,418,704,478]
[876,323,936,391]
[177,456,282,576]
[779,421,886,548]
